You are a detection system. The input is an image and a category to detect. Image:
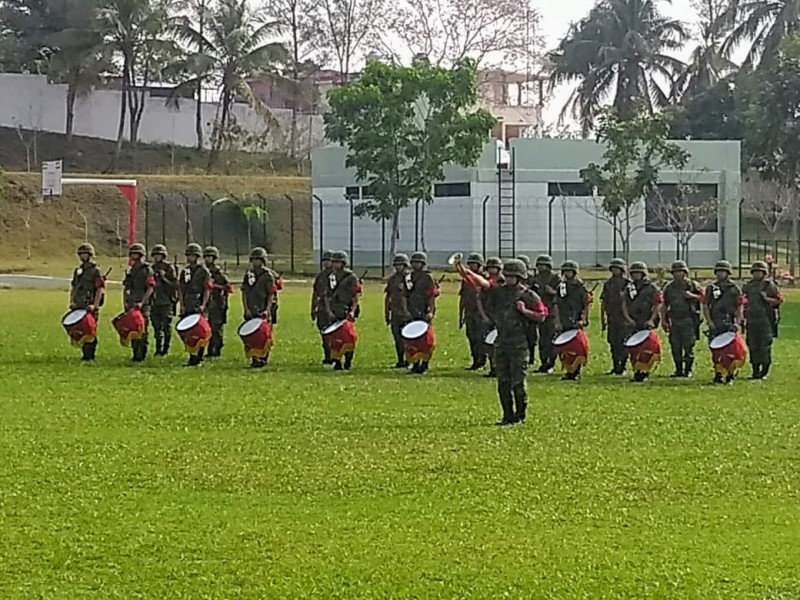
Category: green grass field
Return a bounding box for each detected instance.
[2,283,800,599]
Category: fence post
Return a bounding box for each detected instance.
[144,192,150,251]
[229,193,241,267]
[284,194,296,273]
[160,192,166,245]
[481,195,490,259]
[179,192,191,244]
[347,194,354,269]
[312,194,324,263]
[201,193,213,247]
[381,217,386,277]
[547,197,556,256]
[415,199,421,251]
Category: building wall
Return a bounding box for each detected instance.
[311,138,742,269]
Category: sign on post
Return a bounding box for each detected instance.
[41,160,63,197]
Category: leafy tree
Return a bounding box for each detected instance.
[324,58,496,256]
[668,75,747,142]
[580,106,690,262]
[720,0,800,70]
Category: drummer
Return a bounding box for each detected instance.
[600,258,630,375]
[479,257,504,378]
[311,250,334,364]
[554,260,590,381]
[122,243,155,363]
[385,253,411,368]
[150,244,178,357]
[661,260,702,378]
[532,254,560,374]
[516,255,538,366]
[703,260,744,384]
[69,242,105,362]
[179,243,212,367]
[203,246,232,358]
[621,261,662,382]
[742,261,783,380]
[459,253,488,371]
[327,251,362,370]
[241,247,276,368]
[406,252,440,374]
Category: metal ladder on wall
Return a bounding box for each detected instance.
[497,147,516,259]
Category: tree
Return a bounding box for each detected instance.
[720,0,800,70]
[370,0,540,68]
[324,58,496,256]
[668,75,748,141]
[580,107,690,262]
[741,172,793,256]
[549,0,687,135]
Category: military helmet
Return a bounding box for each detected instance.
[608,257,627,271]
[466,252,484,266]
[331,250,349,265]
[714,260,733,273]
[561,260,579,273]
[503,258,528,279]
[629,261,648,275]
[128,243,146,256]
[322,249,333,261]
[77,242,95,256]
[535,254,554,268]
[203,245,220,259]
[185,243,203,257]
[485,256,503,269]
[250,247,268,260]
[151,244,168,257]
[393,252,410,267]
[670,260,689,273]
[516,255,531,269]
[751,260,769,274]
[410,251,427,264]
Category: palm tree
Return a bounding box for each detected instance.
[549,0,688,134]
[720,0,800,70]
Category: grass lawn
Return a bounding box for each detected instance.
[1,283,800,599]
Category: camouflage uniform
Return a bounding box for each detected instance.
[328,251,361,370]
[69,242,104,361]
[601,258,631,375]
[123,243,155,362]
[517,255,539,366]
[704,260,743,383]
[311,250,334,364]
[180,243,212,366]
[662,260,702,377]
[623,262,662,382]
[385,253,411,368]
[203,246,231,358]
[242,247,276,368]
[459,252,488,370]
[555,260,590,381]
[480,257,504,378]
[531,254,560,373]
[743,261,783,380]
[405,252,439,374]
[150,244,178,356]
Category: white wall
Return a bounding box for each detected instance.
[0,73,325,152]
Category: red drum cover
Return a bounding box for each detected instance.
[238,318,273,359]
[710,332,747,376]
[625,329,661,374]
[62,309,97,348]
[324,319,357,361]
[553,329,589,374]
[112,309,146,347]
[176,314,211,356]
[402,321,435,364]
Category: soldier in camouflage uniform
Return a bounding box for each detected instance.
[123,243,155,362]
[327,251,362,371]
[69,242,105,361]
[406,252,440,374]
[555,260,590,381]
[484,259,548,426]
[743,261,783,380]
[517,255,539,366]
[242,247,276,368]
[385,253,411,368]
[661,260,702,378]
[479,256,504,378]
[203,246,231,358]
[459,252,488,371]
[703,260,744,384]
[532,254,561,373]
[311,250,334,364]
[179,243,212,366]
[621,261,663,382]
[150,244,178,356]
[600,258,631,375]
[268,267,283,325]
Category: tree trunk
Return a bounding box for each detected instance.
[195,0,206,150]
[390,206,399,258]
[111,53,130,171]
[66,82,76,145]
[791,189,799,277]
[206,90,230,173]
[290,9,300,159]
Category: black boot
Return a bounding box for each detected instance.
[251,357,266,369]
[344,352,354,371]
[512,384,527,424]
[162,331,171,356]
[713,373,724,385]
[760,362,771,379]
[496,382,514,426]
[333,360,343,371]
[321,338,333,365]
[154,332,163,357]
[684,359,694,378]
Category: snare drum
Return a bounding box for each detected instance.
[176,314,211,355]
[553,329,589,374]
[709,331,747,376]
[238,318,273,359]
[625,329,661,374]
[484,329,498,345]
[401,320,436,364]
[322,319,357,361]
[112,308,146,347]
[62,309,97,348]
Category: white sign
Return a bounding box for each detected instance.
[42,160,63,196]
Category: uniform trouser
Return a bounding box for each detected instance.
[81,340,98,360]
[669,318,696,372]
[495,346,528,421]
[208,320,225,356]
[607,322,629,372]
[151,304,173,354]
[526,324,538,364]
[465,315,488,365]
[746,319,773,369]
[538,317,557,367]
[132,314,150,361]
[317,316,332,362]
[391,318,408,363]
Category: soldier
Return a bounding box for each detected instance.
[484,259,548,426]
[532,254,561,373]
[311,250,334,364]
[600,258,631,375]
[69,242,105,361]
[661,260,702,378]
[242,247,276,368]
[122,243,155,362]
[179,243,212,367]
[517,255,539,366]
[406,251,440,374]
[742,260,784,380]
[268,267,284,325]
[459,252,488,371]
[328,251,362,370]
[703,260,744,384]
[621,261,663,382]
[203,246,232,358]
[385,253,411,368]
[150,244,178,356]
[479,256,504,378]
[555,260,590,381]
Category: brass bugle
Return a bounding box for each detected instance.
[447,252,463,266]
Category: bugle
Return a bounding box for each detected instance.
[449,251,491,289]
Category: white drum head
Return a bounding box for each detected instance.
[553,329,579,346]
[322,320,346,335]
[625,330,652,348]
[239,318,263,337]
[177,314,201,332]
[710,331,736,349]
[63,309,87,326]
[484,329,498,345]
[402,320,429,340]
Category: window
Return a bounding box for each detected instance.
[645,183,719,233]
[548,182,593,197]
[434,182,471,197]
[344,184,376,199]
